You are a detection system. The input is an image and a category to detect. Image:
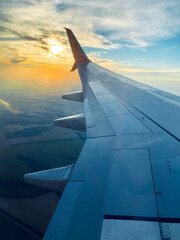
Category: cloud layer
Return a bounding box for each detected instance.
[0,0,180,75]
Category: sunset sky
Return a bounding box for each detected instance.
[0,0,180,94]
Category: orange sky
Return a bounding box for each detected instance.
[0,0,180,95]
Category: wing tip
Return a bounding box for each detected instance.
[63,27,71,32]
[64,27,91,64]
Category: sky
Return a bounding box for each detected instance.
[0,0,180,95]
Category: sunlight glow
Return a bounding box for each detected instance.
[49,40,62,55]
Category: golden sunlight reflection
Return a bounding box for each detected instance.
[49,39,62,55]
[0,64,80,92]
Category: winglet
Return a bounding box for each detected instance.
[70,62,77,72]
[64,28,91,64]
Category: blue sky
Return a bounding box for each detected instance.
[0,0,180,94]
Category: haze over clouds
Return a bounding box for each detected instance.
[0,0,180,93]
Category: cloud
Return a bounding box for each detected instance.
[0,25,47,45]
[0,0,180,70]
[88,51,101,58]
[56,2,76,12]
[11,56,26,63]
[1,0,180,49]
[53,0,180,48]
[0,99,19,114]
[0,37,20,41]
[91,56,180,74]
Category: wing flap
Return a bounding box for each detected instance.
[105,149,157,218]
[43,181,83,240]
[44,136,115,240]
[101,219,161,240]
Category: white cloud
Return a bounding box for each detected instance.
[1,0,180,49]
[92,57,180,74]
[0,0,180,68]
[0,99,19,114]
[88,51,101,58]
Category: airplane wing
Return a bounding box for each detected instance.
[25,28,180,240]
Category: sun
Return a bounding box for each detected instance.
[50,45,61,54]
[49,40,62,55]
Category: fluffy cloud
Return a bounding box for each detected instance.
[0,0,180,69]
[1,0,180,46]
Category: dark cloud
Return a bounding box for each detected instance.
[0,23,67,47]
[39,28,66,37]
[39,45,49,51]
[0,25,9,32]
[11,57,26,64]
[0,37,20,41]
[1,0,34,7]
[95,29,116,38]
[0,25,47,45]
[56,2,75,12]
[20,0,35,6]
[0,14,11,23]
[20,34,47,45]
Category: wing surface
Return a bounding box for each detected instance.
[26,29,180,240]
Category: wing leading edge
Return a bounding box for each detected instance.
[25,29,180,240]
